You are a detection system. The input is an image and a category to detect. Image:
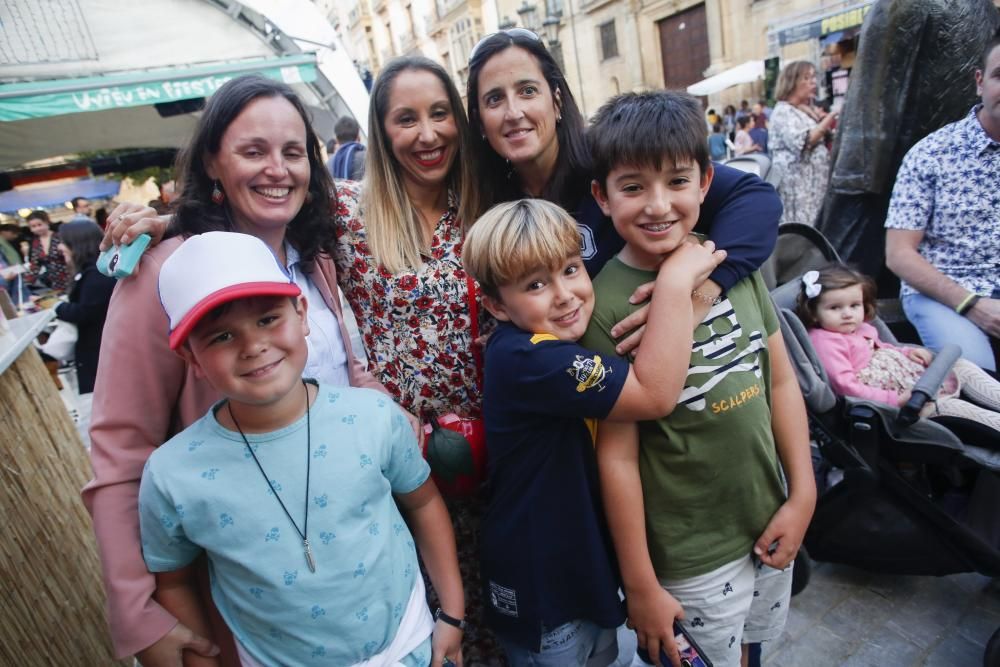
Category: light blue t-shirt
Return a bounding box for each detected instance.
[139,384,430,666]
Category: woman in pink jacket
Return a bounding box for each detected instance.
[83,76,391,667]
[796,263,1000,433]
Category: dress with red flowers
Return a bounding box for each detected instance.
[331,181,483,421]
[332,182,508,666]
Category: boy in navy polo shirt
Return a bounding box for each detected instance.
[462,199,725,666]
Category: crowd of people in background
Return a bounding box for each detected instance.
[705,97,771,161]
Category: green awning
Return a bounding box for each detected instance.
[0,54,317,122]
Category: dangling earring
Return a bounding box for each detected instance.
[556,113,562,124]
[211,181,225,205]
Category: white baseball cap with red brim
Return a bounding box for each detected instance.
[158,231,301,350]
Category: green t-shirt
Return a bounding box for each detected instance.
[581,258,786,579]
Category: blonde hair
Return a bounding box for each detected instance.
[775,61,815,102]
[463,199,581,299]
[361,57,481,274]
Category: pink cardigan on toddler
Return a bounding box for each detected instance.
[808,322,909,406]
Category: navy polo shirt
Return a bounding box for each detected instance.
[481,323,630,651]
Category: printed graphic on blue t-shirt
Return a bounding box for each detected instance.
[139,385,429,665]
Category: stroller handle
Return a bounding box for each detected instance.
[897,343,962,428]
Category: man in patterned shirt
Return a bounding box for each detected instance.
[885,28,1000,371]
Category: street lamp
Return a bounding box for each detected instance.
[541,14,560,43]
[516,2,537,32]
[498,16,516,30]
[513,1,563,70]
[541,14,563,71]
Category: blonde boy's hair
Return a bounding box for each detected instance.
[463,199,582,299]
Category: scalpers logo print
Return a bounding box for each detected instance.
[567,355,612,393]
[678,298,765,412]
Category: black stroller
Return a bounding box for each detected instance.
[765,224,1000,665]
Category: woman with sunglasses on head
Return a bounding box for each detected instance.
[467,29,782,351]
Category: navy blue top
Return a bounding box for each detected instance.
[481,323,630,650]
[328,141,366,181]
[54,264,115,394]
[574,161,780,290]
[749,127,769,154]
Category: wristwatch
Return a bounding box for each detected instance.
[434,607,467,630]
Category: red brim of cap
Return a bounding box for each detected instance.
[168,282,302,350]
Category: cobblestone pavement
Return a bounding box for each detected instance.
[763,559,1000,666]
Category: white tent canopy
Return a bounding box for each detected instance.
[0,0,368,170]
[687,60,765,97]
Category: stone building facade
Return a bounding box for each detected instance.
[327,0,997,117]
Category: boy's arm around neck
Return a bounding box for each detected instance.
[604,241,726,422]
[753,330,817,570]
[697,162,780,292]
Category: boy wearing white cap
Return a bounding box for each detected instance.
[139,232,464,667]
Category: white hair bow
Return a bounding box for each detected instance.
[802,271,822,298]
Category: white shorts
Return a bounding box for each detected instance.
[659,555,792,667]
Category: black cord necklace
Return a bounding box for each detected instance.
[228,380,316,573]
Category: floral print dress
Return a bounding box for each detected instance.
[770,101,831,226]
[332,181,506,666]
[332,182,482,421]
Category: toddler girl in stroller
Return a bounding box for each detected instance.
[795,263,1000,439]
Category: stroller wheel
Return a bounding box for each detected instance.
[985,626,1000,667]
[791,546,811,597]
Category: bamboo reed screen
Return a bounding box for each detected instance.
[0,346,126,665]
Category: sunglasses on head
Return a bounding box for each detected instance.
[469,28,542,62]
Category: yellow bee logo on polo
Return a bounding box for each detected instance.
[568,355,611,393]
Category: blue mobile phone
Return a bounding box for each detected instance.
[635,621,713,667]
[97,233,151,279]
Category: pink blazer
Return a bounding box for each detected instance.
[82,237,385,659]
[808,322,905,405]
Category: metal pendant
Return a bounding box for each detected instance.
[303,539,317,573]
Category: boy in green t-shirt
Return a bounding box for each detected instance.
[580,91,816,667]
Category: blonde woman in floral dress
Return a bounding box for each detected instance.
[331,56,505,665]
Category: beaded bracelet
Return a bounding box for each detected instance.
[692,288,723,306]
